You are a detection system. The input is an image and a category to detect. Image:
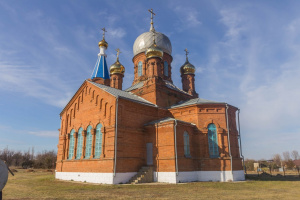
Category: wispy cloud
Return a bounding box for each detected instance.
[213,6,300,158]
[0,64,72,108]
[28,130,58,138]
[171,6,202,30]
[107,27,126,39]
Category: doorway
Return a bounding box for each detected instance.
[146,143,153,165]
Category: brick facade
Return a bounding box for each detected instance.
[55,27,244,184]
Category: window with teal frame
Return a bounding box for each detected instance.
[164,61,168,76]
[184,131,191,157]
[138,61,142,77]
[94,124,103,158]
[85,125,92,158]
[76,127,83,159]
[208,123,219,158]
[68,129,75,159]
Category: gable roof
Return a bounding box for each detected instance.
[88,81,157,107]
[125,81,144,92]
[164,80,191,96]
[125,80,191,97]
[144,117,196,126]
[169,98,225,109]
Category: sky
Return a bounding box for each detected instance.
[0,0,299,160]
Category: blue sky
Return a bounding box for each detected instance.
[0,0,299,160]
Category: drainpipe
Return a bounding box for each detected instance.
[237,109,246,174]
[225,104,233,177]
[174,119,178,176]
[113,97,119,177]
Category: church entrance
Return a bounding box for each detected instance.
[146,143,153,165]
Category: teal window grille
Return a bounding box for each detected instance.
[94,124,103,158]
[208,124,219,158]
[164,61,168,76]
[184,131,191,157]
[76,127,83,159]
[68,129,75,159]
[138,61,142,77]
[85,125,93,158]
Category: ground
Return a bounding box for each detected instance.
[3,169,300,199]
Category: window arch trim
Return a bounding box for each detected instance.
[164,61,168,76]
[94,124,103,158]
[208,123,219,158]
[183,131,191,157]
[85,125,93,159]
[68,129,75,159]
[76,127,83,159]
[138,61,143,77]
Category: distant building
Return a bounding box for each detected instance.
[294,160,300,167]
[55,10,245,184]
[254,162,259,171]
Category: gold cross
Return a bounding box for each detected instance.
[116,48,121,61]
[184,48,189,60]
[101,27,107,39]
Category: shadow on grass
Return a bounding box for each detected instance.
[246,173,300,181]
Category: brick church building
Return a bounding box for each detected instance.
[55,10,245,184]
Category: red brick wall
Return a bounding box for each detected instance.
[56,80,243,174]
[56,81,117,172]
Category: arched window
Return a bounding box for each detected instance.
[85,125,93,158]
[184,131,190,157]
[76,127,83,159]
[138,61,142,77]
[68,129,75,159]
[164,61,168,76]
[208,123,219,158]
[94,124,103,158]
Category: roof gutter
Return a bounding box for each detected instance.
[113,97,119,177]
[237,109,246,174]
[174,119,178,176]
[225,104,233,178]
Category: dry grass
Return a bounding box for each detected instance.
[3,169,300,200]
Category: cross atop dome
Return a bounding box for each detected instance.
[116,48,121,61]
[148,8,156,31]
[101,27,107,40]
[98,27,108,49]
[184,48,189,61]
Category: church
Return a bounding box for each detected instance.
[55,10,245,184]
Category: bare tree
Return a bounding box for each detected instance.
[282,151,291,161]
[272,154,282,167]
[291,150,299,160]
[0,147,15,166]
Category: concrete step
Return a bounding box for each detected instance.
[127,166,154,184]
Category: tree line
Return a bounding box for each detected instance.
[0,147,57,169]
[245,150,300,171]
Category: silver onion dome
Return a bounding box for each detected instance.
[133,31,172,56]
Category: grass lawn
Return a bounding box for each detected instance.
[2,169,300,200]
